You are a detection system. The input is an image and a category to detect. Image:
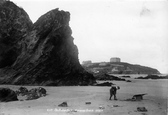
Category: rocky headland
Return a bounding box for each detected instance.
[82,62,160,75]
[0,0,95,86]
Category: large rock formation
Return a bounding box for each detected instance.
[0,1,32,67]
[0,1,95,86]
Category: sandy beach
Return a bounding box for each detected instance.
[0,78,167,115]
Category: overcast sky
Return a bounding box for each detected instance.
[12,0,168,74]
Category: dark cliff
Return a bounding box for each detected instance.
[0,1,32,67]
[0,1,95,86]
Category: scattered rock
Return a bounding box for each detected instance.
[26,92,39,100]
[136,75,168,79]
[28,88,38,93]
[37,87,47,96]
[95,82,115,86]
[99,106,105,109]
[113,105,120,107]
[16,87,47,100]
[0,88,18,102]
[16,87,28,96]
[121,76,130,78]
[95,73,126,81]
[28,87,46,97]
[137,107,148,112]
[58,102,68,107]
[135,76,144,79]
[85,102,91,104]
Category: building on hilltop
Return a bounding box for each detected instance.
[82,60,92,67]
[82,60,92,65]
[110,57,121,62]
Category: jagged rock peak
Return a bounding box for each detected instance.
[35,8,70,26]
[0,1,96,86]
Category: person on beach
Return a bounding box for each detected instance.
[109,85,120,100]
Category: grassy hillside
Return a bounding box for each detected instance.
[82,62,160,74]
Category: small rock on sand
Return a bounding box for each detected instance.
[58,102,68,107]
[137,107,148,112]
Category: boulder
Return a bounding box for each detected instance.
[58,102,68,107]
[0,88,18,102]
[16,87,47,100]
[28,87,47,97]
[137,107,148,112]
[37,87,47,96]
[16,86,28,96]
[28,88,38,93]
[26,92,40,100]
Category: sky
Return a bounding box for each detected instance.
[11,0,168,74]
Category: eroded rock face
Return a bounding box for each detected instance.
[0,1,95,86]
[0,1,32,67]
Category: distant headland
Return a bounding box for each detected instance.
[82,57,160,74]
